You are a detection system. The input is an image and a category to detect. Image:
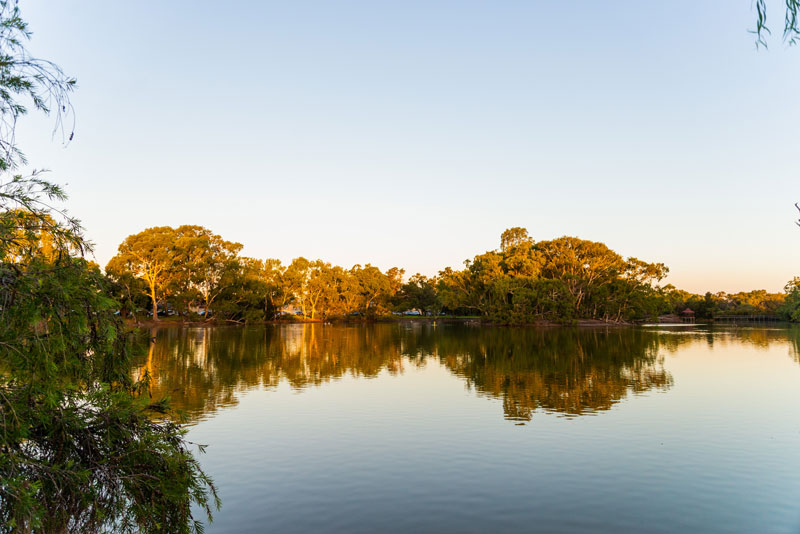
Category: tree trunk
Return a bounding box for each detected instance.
[150,284,159,322]
[204,288,212,321]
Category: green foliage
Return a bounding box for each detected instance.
[778,277,800,321]
[172,225,242,317]
[753,0,800,48]
[107,225,244,321]
[279,260,403,320]
[213,257,284,322]
[396,273,441,315]
[106,221,791,327]
[437,229,668,324]
[107,233,408,324]
[659,286,787,320]
[106,226,181,320]
[0,5,217,530]
[0,1,75,171]
[0,182,219,533]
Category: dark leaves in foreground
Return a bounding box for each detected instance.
[0,243,219,533]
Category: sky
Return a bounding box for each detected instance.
[12,1,800,293]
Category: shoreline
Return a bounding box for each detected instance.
[124,316,636,329]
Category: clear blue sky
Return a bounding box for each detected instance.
[14,1,800,293]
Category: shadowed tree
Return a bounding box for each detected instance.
[353,264,392,316]
[173,225,243,318]
[397,273,441,315]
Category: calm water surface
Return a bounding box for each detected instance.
[137,323,800,533]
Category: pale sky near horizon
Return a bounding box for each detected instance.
[12,1,800,294]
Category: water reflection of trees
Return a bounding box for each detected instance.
[133,324,681,422]
[437,328,676,420]
[782,326,800,364]
[133,325,413,419]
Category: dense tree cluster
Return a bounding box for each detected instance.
[659,285,788,319]
[777,278,800,321]
[435,228,669,323]
[106,225,674,324]
[107,225,800,325]
[106,225,242,320]
[106,226,406,322]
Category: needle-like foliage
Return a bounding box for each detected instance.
[0,2,218,532]
[753,0,800,48]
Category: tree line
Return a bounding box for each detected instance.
[106,224,800,324]
[104,225,667,323]
[658,286,789,319]
[434,227,669,322]
[105,225,407,322]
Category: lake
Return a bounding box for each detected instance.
[136,323,800,533]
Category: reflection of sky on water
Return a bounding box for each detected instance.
[153,324,800,533]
